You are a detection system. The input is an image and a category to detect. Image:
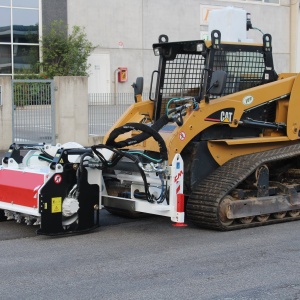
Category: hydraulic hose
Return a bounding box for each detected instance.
[106,117,169,162]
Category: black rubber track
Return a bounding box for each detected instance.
[186,143,300,231]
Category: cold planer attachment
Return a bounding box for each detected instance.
[0,143,100,236]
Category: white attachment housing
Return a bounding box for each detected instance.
[208,7,247,42]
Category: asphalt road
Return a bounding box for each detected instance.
[1,152,300,299]
[1,210,300,300]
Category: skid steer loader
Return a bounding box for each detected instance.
[2,30,300,235]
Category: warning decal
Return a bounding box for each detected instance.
[179,131,186,141]
[54,174,62,184]
[51,197,62,213]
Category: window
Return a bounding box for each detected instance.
[13,8,39,43]
[0,0,10,6]
[0,7,10,42]
[12,0,39,8]
[0,0,40,77]
[13,44,39,73]
[264,0,280,3]
[217,0,280,4]
[0,45,12,73]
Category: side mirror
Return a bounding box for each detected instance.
[131,77,144,102]
[205,70,227,103]
[208,70,227,95]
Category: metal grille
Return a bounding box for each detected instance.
[160,54,206,116]
[157,47,266,118]
[13,80,55,144]
[213,50,265,96]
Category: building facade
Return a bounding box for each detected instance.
[1,0,299,94]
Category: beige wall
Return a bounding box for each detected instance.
[67,0,293,92]
[54,76,89,146]
[290,0,300,72]
[0,77,13,150]
[297,5,300,72]
[0,76,102,150]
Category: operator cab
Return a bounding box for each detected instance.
[151,30,277,120]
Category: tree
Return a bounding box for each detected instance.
[39,20,96,78]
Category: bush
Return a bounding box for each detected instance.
[39,21,96,78]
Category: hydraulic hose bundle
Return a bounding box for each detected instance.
[91,118,170,203]
[89,98,198,203]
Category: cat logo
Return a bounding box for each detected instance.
[220,111,233,123]
[205,108,235,124]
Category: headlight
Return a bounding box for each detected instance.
[153,47,161,56]
[196,43,203,52]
